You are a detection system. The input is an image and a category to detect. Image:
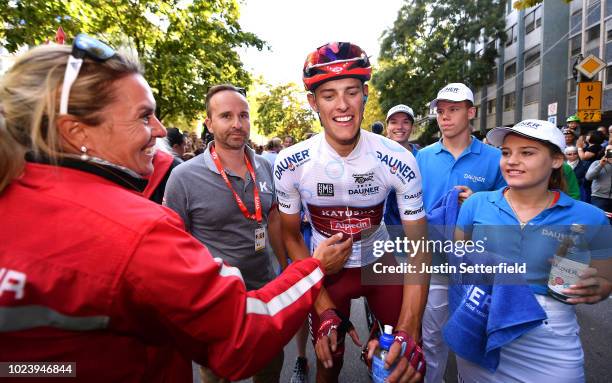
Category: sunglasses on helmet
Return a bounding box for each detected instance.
[59,34,116,115]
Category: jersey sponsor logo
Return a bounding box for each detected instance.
[0,267,26,300]
[317,183,335,197]
[403,206,424,216]
[349,186,380,196]
[308,203,384,241]
[464,173,486,183]
[274,149,311,180]
[278,201,292,210]
[403,190,423,200]
[331,218,371,235]
[276,189,289,198]
[375,151,417,184]
[349,171,380,196]
[352,172,375,184]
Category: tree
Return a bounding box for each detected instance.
[373,0,506,141]
[512,0,570,9]
[362,82,386,132]
[254,82,316,141]
[0,0,264,122]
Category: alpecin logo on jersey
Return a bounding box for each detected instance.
[331,218,371,235]
[375,151,416,184]
[350,171,379,196]
[317,183,335,197]
[274,149,311,180]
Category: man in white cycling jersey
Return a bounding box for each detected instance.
[274,42,430,383]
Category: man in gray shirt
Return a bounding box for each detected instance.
[164,84,287,383]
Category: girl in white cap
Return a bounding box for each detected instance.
[454,119,611,382]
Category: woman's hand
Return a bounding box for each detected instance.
[564,267,612,304]
[312,233,353,274]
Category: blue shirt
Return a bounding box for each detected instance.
[457,188,611,295]
[416,137,506,213]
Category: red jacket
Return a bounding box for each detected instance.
[0,162,324,382]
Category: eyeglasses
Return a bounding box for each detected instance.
[59,34,116,115]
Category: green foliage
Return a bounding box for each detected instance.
[0,0,264,123]
[373,0,506,142]
[512,0,570,10]
[362,82,386,132]
[254,82,316,141]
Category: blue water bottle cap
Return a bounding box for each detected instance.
[379,325,395,350]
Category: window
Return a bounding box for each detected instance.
[525,7,542,35]
[525,11,535,34]
[588,0,601,8]
[523,83,540,105]
[570,34,582,56]
[524,46,540,69]
[487,98,496,115]
[504,60,517,80]
[606,65,612,86]
[505,24,517,47]
[486,39,497,54]
[487,66,497,85]
[568,78,576,96]
[606,19,612,42]
[504,92,516,111]
[587,24,600,43]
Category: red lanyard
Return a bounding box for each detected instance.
[210,145,262,224]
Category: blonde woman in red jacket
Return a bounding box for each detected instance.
[0,35,351,382]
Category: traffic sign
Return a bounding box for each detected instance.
[577,81,602,110]
[576,54,606,79]
[577,110,602,123]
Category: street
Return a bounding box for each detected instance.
[275,297,612,383]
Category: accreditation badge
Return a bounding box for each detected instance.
[255,225,266,252]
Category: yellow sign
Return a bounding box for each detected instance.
[576,54,606,78]
[577,81,602,110]
[577,110,602,123]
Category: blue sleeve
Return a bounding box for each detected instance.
[456,195,477,234]
[588,212,612,260]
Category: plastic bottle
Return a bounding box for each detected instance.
[372,325,396,383]
[547,224,591,303]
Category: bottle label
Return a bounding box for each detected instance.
[547,255,588,296]
[372,352,394,383]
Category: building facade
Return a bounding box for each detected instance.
[473,0,572,132]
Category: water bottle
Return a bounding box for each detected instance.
[372,325,396,383]
[547,224,591,303]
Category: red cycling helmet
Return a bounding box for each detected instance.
[303,42,371,91]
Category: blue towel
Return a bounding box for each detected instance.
[443,250,547,372]
[426,188,460,243]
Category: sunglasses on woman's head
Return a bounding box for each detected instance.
[59,34,116,115]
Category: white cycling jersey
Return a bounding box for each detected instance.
[274,130,425,267]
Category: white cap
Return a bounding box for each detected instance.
[486,119,566,152]
[386,104,414,122]
[383,325,393,335]
[430,83,474,108]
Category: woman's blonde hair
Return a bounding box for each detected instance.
[0,43,142,193]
